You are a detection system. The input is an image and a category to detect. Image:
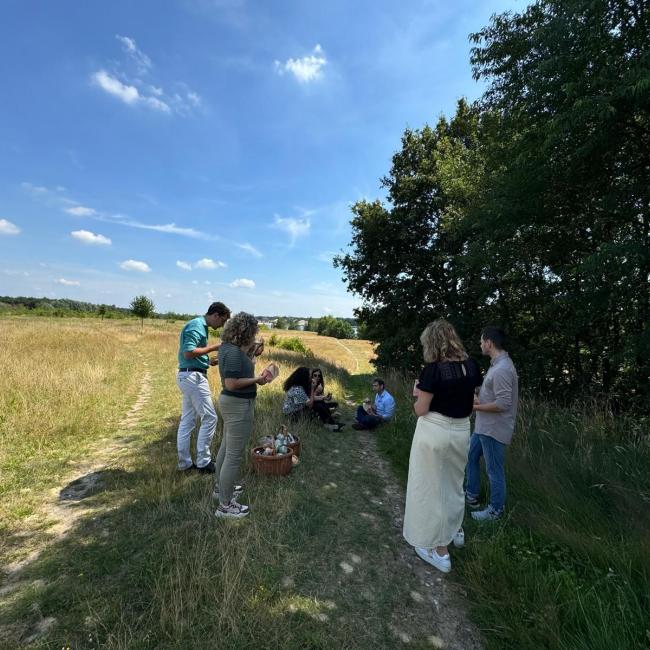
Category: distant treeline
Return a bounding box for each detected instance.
[336,0,650,411]
[0,296,194,322]
[0,297,359,338]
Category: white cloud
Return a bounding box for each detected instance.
[176,260,192,271]
[92,70,140,104]
[66,205,97,217]
[272,215,311,245]
[103,215,216,240]
[115,34,152,74]
[120,259,151,273]
[230,278,255,289]
[91,70,171,113]
[274,44,327,83]
[195,258,226,270]
[20,182,48,194]
[0,219,20,235]
[238,242,263,258]
[71,230,111,245]
[56,278,80,286]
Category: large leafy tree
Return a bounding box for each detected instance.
[337,0,650,408]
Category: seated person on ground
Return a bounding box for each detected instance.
[311,368,338,411]
[283,367,344,431]
[353,378,396,430]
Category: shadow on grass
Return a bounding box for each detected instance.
[0,388,424,650]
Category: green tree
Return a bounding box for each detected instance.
[97,304,107,320]
[130,295,155,331]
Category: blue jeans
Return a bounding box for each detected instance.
[466,433,506,513]
[356,405,382,430]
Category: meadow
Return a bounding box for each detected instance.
[0,317,648,649]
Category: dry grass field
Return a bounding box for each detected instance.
[0,317,477,649]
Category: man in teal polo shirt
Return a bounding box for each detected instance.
[176,301,231,472]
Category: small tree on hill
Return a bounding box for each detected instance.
[130,295,155,331]
[97,304,107,320]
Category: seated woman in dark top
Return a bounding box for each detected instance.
[402,319,482,574]
[311,368,338,411]
[283,367,344,431]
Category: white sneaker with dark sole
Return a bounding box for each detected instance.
[452,528,465,548]
[215,500,250,519]
[415,547,451,573]
[212,484,244,500]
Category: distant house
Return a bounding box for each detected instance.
[296,319,308,331]
[258,320,275,329]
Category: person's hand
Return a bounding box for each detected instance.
[256,375,269,385]
[254,339,265,356]
[474,396,480,405]
[209,356,218,366]
[412,380,420,398]
[326,392,332,400]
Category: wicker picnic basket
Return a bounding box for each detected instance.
[250,447,293,476]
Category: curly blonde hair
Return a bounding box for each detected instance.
[420,319,468,363]
[221,312,258,348]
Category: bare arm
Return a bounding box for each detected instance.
[224,375,268,390]
[183,342,220,359]
[414,390,432,417]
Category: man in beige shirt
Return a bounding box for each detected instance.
[466,326,519,521]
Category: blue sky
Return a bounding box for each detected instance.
[0,0,527,317]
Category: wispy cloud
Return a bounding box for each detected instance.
[66,205,97,217]
[71,230,111,245]
[274,44,327,83]
[237,243,263,258]
[101,214,218,240]
[116,34,152,74]
[317,251,336,263]
[176,260,192,271]
[92,70,171,113]
[0,219,21,235]
[195,258,227,270]
[230,278,255,289]
[120,259,151,273]
[272,215,311,246]
[56,278,80,286]
[91,37,201,115]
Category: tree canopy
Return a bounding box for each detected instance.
[336,0,650,410]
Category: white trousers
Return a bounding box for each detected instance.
[176,371,217,470]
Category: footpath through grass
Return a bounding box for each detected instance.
[375,372,650,650]
[0,319,462,649]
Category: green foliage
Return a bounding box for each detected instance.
[130,295,155,330]
[275,317,288,329]
[274,336,313,356]
[336,0,650,410]
[313,315,355,339]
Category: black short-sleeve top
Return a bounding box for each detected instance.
[218,342,256,398]
[417,359,483,418]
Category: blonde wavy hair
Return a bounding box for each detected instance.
[221,311,258,348]
[420,319,468,363]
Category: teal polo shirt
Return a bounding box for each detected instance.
[178,316,210,370]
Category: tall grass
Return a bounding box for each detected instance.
[376,372,650,649]
[2,320,449,649]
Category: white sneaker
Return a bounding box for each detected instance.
[415,547,451,573]
[212,484,244,500]
[215,499,250,519]
[452,528,465,548]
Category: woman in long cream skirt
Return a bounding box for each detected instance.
[403,319,482,572]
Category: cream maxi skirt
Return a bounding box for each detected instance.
[403,411,471,549]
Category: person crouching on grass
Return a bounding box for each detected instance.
[282,367,344,431]
[214,312,268,519]
[403,319,482,573]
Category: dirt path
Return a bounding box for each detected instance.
[356,430,482,649]
[0,362,153,644]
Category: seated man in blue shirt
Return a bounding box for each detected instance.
[353,378,396,430]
